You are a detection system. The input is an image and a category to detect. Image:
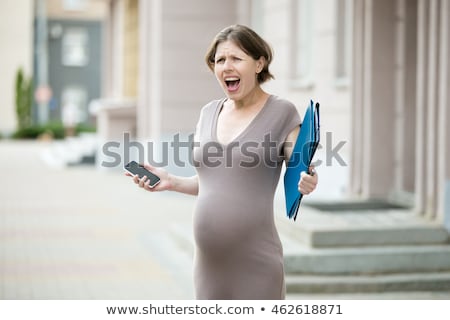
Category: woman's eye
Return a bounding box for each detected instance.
[215,58,224,64]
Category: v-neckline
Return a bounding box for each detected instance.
[212,95,272,147]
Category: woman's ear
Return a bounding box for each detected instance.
[256,57,265,73]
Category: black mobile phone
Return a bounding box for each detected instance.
[124,161,161,188]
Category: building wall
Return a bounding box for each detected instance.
[0,0,34,134]
[255,0,352,161]
[123,0,139,98]
[138,0,240,139]
[349,0,450,225]
[100,0,450,222]
[160,0,239,133]
[134,0,351,142]
[250,0,352,198]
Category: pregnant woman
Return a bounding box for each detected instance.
[127,24,318,299]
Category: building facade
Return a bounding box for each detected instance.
[96,0,449,231]
[0,0,34,134]
[351,0,450,228]
[42,0,107,126]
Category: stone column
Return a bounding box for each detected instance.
[436,0,450,227]
[415,0,450,220]
[137,0,162,141]
[351,0,397,199]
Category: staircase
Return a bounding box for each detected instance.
[162,198,450,295]
[277,204,450,294]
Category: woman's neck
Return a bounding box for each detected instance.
[232,86,268,110]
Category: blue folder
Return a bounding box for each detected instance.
[283,100,320,220]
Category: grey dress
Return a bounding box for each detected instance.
[192,95,301,299]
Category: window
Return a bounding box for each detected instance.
[292,0,314,87]
[62,28,89,67]
[335,0,353,86]
[63,0,88,11]
[61,86,88,125]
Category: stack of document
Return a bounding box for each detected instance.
[283,100,320,221]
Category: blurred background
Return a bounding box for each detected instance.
[1,0,450,299]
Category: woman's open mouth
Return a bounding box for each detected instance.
[224,77,240,92]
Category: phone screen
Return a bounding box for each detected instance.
[124,161,161,188]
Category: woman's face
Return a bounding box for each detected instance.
[213,40,263,101]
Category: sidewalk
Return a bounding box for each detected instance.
[1,140,450,300]
[1,140,195,299]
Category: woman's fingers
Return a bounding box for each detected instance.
[138,175,147,188]
[298,170,318,194]
[132,174,140,184]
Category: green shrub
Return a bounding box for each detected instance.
[11,122,96,140]
[12,122,65,140]
[45,122,66,139]
[11,126,41,139]
[76,123,97,134]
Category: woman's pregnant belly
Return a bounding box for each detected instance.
[193,192,272,254]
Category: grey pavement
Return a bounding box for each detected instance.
[1,140,450,300]
[1,140,195,299]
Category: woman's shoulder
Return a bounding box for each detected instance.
[265,95,301,139]
[198,98,223,117]
[202,98,224,111]
[268,95,299,116]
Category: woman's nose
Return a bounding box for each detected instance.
[223,59,233,71]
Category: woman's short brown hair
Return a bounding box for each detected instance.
[205,24,274,84]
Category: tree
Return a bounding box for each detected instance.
[15,68,33,130]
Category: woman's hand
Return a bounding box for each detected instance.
[125,163,172,192]
[298,165,318,195]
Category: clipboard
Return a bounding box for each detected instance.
[283,100,320,220]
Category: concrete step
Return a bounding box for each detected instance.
[284,244,450,274]
[300,226,449,248]
[285,272,450,294]
[276,209,450,248]
[168,220,450,275]
[287,290,450,299]
[167,216,450,276]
